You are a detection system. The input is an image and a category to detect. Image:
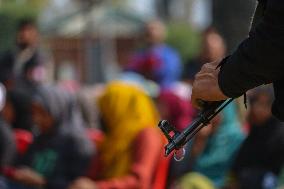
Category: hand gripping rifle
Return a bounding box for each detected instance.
[158,98,234,161]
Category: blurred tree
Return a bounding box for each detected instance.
[166,23,201,63]
[0,0,46,52]
[212,0,256,53]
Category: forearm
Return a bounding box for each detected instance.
[219,24,284,97]
[218,0,284,97]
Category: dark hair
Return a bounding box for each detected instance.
[17,18,37,32]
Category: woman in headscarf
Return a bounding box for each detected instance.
[156,89,195,187]
[230,87,284,189]
[168,103,244,189]
[191,103,245,188]
[157,89,194,132]
[69,81,164,189]
[6,85,94,189]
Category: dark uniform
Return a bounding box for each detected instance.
[218,0,284,121]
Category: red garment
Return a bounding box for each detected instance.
[86,128,105,146]
[1,130,33,179]
[158,90,194,131]
[89,127,169,189]
[13,129,33,155]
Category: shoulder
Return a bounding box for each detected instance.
[134,127,163,149]
[64,130,95,156]
[136,127,162,140]
[162,45,179,56]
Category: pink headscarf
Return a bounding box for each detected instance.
[158,90,195,131]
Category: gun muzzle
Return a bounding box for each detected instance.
[158,98,234,158]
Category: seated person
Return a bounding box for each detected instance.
[230,87,284,189]
[6,85,94,189]
[156,88,195,187]
[69,82,164,189]
[188,103,244,188]
[125,20,182,88]
[157,88,194,132]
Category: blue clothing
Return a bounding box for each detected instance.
[126,44,182,87]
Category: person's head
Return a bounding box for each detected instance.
[200,27,226,62]
[98,81,159,134]
[16,18,39,50]
[248,86,274,125]
[174,172,215,189]
[31,101,54,134]
[157,89,192,131]
[31,86,71,134]
[97,81,160,177]
[144,20,167,45]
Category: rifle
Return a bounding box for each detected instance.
[158,98,234,161]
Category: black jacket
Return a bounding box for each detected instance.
[232,118,284,188]
[0,50,40,83]
[218,0,284,121]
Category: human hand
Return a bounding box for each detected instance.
[191,61,228,109]
[13,167,46,187]
[69,177,98,189]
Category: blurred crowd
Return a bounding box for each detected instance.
[0,18,284,189]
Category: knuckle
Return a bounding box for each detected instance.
[194,72,201,80]
[204,63,211,68]
[201,63,211,72]
[200,65,207,71]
